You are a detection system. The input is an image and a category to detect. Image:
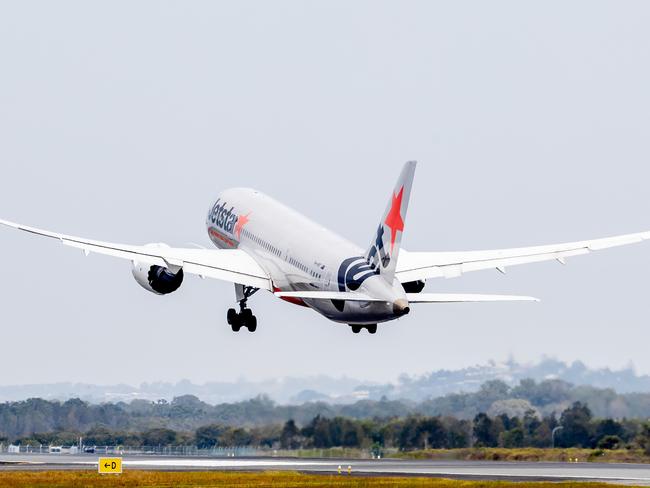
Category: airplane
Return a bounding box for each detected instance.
[1,160,649,334]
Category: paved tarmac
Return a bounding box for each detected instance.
[2,454,650,484]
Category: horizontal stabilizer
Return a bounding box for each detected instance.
[406,293,539,303]
[275,291,538,303]
[274,291,387,302]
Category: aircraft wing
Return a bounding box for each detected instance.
[396,231,650,283]
[0,219,271,290]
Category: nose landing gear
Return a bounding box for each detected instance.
[228,286,259,332]
[349,324,377,334]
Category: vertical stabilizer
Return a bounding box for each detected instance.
[366,161,417,283]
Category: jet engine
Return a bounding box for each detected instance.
[131,244,184,295]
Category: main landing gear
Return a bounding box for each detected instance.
[349,324,377,334]
[228,286,259,332]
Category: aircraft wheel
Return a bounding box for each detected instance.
[228,309,242,332]
[351,325,362,334]
[367,324,377,334]
[227,308,238,325]
[247,315,257,332]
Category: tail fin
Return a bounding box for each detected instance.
[366,161,417,283]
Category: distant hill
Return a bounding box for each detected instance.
[1,358,649,404]
[369,357,650,402]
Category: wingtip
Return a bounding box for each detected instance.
[512,295,540,302]
[0,218,18,229]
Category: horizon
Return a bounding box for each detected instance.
[1,357,649,407]
[0,355,643,388]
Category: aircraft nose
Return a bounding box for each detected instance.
[393,299,410,317]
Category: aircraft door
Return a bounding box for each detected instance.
[323,267,332,289]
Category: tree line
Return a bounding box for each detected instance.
[3,378,650,440]
[6,402,650,453]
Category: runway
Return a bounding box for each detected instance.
[2,454,650,484]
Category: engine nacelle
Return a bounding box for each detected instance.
[132,262,184,295]
[131,244,184,295]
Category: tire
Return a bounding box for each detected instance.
[247,315,257,332]
[227,308,238,325]
[241,308,253,320]
[367,324,377,334]
[351,325,361,334]
[231,320,241,332]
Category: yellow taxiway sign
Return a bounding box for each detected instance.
[98,457,122,474]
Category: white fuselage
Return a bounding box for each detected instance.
[206,188,407,325]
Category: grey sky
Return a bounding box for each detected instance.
[1,1,649,386]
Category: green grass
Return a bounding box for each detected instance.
[277,448,370,459]
[273,447,650,464]
[0,471,643,488]
[394,447,650,463]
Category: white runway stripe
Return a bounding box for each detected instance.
[124,459,333,468]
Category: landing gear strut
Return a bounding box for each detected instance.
[227,286,259,332]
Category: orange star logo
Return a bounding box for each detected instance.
[234,212,251,240]
[384,187,404,253]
